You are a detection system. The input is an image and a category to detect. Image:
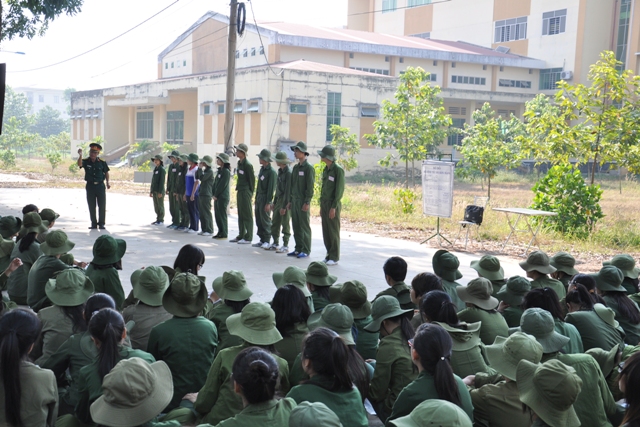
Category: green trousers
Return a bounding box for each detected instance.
[291,199,311,254]
[153,193,165,222]
[168,191,179,226]
[236,189,253,241]
[320,200,341,261]
[178,195,190,227]
[271,204,291,247]
[254,194,272,243]
[199,196,214,233]
[85,182,106,227]
[214,198,229,238]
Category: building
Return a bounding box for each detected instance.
[14,87,69,119]
[70,11,546,169]
[347,0,635,87]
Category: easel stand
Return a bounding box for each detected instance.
[420,217,452,246]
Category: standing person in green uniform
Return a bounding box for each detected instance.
[77,143,110,230]
[317,145,345,266]
[176,154,190,231]
[212,153,231,239]
[496,276,531,327]
[432,250,466,311]
[270,151,292,253]
[149,154,166,226]
[198,155,215,236]
[166,150,181,229]
[550,252,579,291]
[230,144,255,244]
[86,235,127,310]
[519,250,566,299]
[288,141,315,258]
[456,277,509,346]
[373,256,415,311]
[253,149,277,248]
[470,255,505,297]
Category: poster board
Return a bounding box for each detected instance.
[422,160,454,218]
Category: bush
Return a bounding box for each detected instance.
[0,150,16,168]
[46,152,62,172]
[531,164,604,238]
[68,162,79,174]
[393,187,417,214]
[312,161,324,206]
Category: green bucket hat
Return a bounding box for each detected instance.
[308,303,356,345]
[162,272,208,317]
[178,154,189,162]
[257,148,273,162]
[41,230,75,256]
[22,212,48,235]
[187,153,199,163]
[274,151,292,164]
[485,332,543,381]
[150,154,163,162]
[603,254,640,279]
[456,278,498,310]
[90,358,173,427]
[592,265,626,292]
[220,270,253,301]
[550,252,579,276]
[235,143,249,154]
[0,215,22,238]
[317,145,336,161]
[212,275,223,296]
[497,276,531,307]
[273,266,311,296]
[226,302,283,345]
[168,150,181,158]
[519,250,556,275]
[432,250,463,281]
[594,302,619,328]
[216,152,230,164]
[132,266,170,307]
[39,208,60,224]
[91,235,127,266]
[365,295,413,332]
[289,402,343,427]
[291,141,309,155]
[200,155,213,167]
[389,399,473,427]
[516,359,582,427]
[45,268,94,307]
[305,261,337,287]
[338,280,372,319]
[470,255,504,281]
[511,308,570,353]
[586,344,619,378]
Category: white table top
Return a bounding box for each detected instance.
[492,207,557,216]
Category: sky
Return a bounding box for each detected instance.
[0,0,348,91]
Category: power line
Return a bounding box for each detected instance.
[347,0,453,17]
[10,0,181,73]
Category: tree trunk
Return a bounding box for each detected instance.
[488,175,491,199]
[411,160,415,187]
[405,159,409,189]
[591,151,598,185]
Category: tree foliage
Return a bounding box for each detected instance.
[31,106,68,137]
[3,86,32,131]
[329,124,360,171]
[2,0,84,41]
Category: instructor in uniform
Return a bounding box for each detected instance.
[288,141,314,259]
[77,143,110,229]
[318,145,344,266]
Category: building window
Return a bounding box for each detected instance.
[349,52,354,59]
[617,0,631,69]
[499,66,504,72]
[202,104,211,115]
[217,104,225,114]
[165,63,168,69]
[242,49,248,57]
[136,111,154,139]
[499,79,532,89]
[171,62,174,68]
[451,62,456,68]
[183,60,186,67]
[482,65,487,70]
[259,46,264,55]
[539,68,563,90]
[247,100,260,113]
[448,118,466,146]
[494,17,527,43]
[166,111,184,143]
[451,75,486,86]
[350,67,390,75]
[234,102,244,113]
[399,57,404,63]
[326,92,341,141]
[360,106,379,118]
[408,0,432,6]
[54,96,60,103]
[290,103,308,114]
[542,9,567,35]
[250,47,256,57]
[38,95,44,102]
[433,60,437,66]
[176,61,181,68]
[235,50,240,59]
[382,0,396,13]
[428,73,437,81]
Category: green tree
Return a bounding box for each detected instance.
[3,86,32,131]
[46,152,62,173]
[31,106,68,137]
[63,87,76,115]
[0,116,32,157]
[329,124,360,171]
[458,103,524,198]
[45,131,71,157]
[2,0,84,41]
[365,67,452,188]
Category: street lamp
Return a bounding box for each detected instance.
[0,50,26,55]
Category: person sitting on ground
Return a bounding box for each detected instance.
[519,250,566,299]
[408,272,442,329]
[335,279,378,361]
[0,215,21,271]
[594,265,640,345]
[618,352,640,427]
[86,235,127,310]
[373,256,415,310]
[386,323,474,424]
[389,399,472,427]
[122,266,173,352]
[522,287,583,354]
[456,277,509,346]
[470,255,505,297]
[496,276,531,327]
[22,204,39,215]
[364,296,417,422]
[272,284,311,367]
[37,208,59,244]
[0,258,21,312]
[586,343,640,401]
[289,401,343,427]
[305,261,337,312]
[432,250,466,311]
[273,265,315,312]
[7,212,47,305]
[0,309,58,427]
[569,273,605,304]
[604,254,640,295]
[206,270,252,352]
[550,251,579,290]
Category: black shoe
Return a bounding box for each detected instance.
[88,226,97,230]
[98,225,106,230]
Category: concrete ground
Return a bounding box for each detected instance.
[0,187,526,299]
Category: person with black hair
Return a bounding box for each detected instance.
[212,153,231,239]
[197,156,216,236]
[568,273,606,304]
[594,266,640,345]
[519,250,566,299]
[432,250,466,311]
[386,323,473,425]
[336,279,379,360]
[86,235,127,310]
[287,141,315,259]
[269,151,293,253]
[149,154,166,226]
[7,212,47,305]
[286,327,369,427]
[456,278,509,346]
[549,251,580,290]
[305,261,337,311]
[0,258,21,313]
[43,293,116,416]
[166,150,182,230]
[409,272,442,328]
[619,352,640,427]
[0,309,58,427]
[496,276,530,327]
[206,270,252,352]
[175,154,191,231]
[272,284,311,367]
[603,254,640,295]
[0,215,21,273]
[373,256,415,310]
[22,204,39,215]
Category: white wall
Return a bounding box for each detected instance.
[162,34,193,78]
[527,0,580,69]
[430,0,494,47]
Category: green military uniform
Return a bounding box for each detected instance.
[290,144,315,255]
[274,322,309,367]
[457,307,509,346]
[565,309,625,351]
[85,265,125,311]
[441,279,466,312]
[176,160,190,229]
[195,343,291,425]
[530,275,566,299]
[271,160,292,248]
[150,160,166,223]
[369,327,418,419]
[198,164,215,234]
[33,305,74,366]
[318,146,345,262]
[0,238,15,275]
[255,158,277,244]
[435,321,493,378]
[166,153,181,227]
[147,316,218,411]
[604,295,640,345]
[311,291,331,312]
[213,164,231,238]
[501,306,524,327]
[287,374,368,427]
[386,370,474,424]
[122,304,173,352]
[7,240,42,305]
[80,156,110,228]
[204,302,243,352]
[211,398,297,427]
[0,361,58,427]
[554,319,584,354]
[373,282,415,310]
[234,152,255,241]
[471,380,530,427]
[354,316,379,360]
[27,255,69,311]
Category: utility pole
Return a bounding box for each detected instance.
[223,0,238,155]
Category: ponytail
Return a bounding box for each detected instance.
[18,232,37,253]
[421,290,460,327]
[88,308,125,380]
[232,347,279,404]
[62,305,87,333]
[605,291,640,325]
[387,314,415,342]
[347,347,370,401]
[566,284,594,311]
[0,310,41,427]
[302,327,354,392]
